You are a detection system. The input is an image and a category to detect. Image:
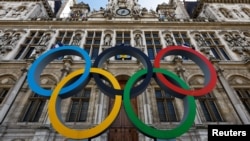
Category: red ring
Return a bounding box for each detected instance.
[154,46,217,97]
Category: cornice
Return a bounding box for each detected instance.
[0,20,249,30]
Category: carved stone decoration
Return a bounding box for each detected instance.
[188,75,205,85]
[223,33,235,47]
[40,74,57,86]
[34,45,47,54]
[70,2,90,21]
[222,32,250,49]
[0,29,26,54]
[233,9,244,18]
[0,33,11,46]
[194,34,207,47]
[242,7,250,17]
[0,75,16,85]
[131,2,141,19]
[0,32,12,53]
[228,75,250,86]
[156,2,176,21]
[0,5,7,17]
[219,8,233,19]
[10,33,21,46]
[103,8,113,19]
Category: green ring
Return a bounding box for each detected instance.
[123,68,196,139]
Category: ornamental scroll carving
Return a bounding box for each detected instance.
[0,30,24,54]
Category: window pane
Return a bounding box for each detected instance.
[146,39,152,45]
[173,33,179,38]
[24,47,34,59]
[209,101,223,122]
[145,33,151,38]
[117,33,122,38]
[68,101,79,122]
[14,47,25,59]
[153,33,158,38]
[86,39,92,44]
[88,32,94,37]
[157,102,167,122]
[147,48,155,60]
[84,47,90,54]
[91,47,99,60]
[22,101,35,122]
[94,39,100,44]
[21,94,46,122]
[95,32,102,37]
[66,32,73,37]
[68,89,90,122]
[33,101,46,122]
[181,33,187,38]
[79,101,89,121]
[124,40,130,45]
[219,48,230,60]
[200,101,212,121]
[116,40,122,45]
[0,88,9,104]
[155,90,162,98]
[211,48,221,60]
[154,39,160,45]
[124,33,130,38]
[167,102,177,121]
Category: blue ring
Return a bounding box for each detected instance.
[27,46,91,98]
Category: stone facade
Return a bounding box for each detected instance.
[0,0,250,141]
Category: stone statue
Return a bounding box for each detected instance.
[72,34,81,45]
[39,34,50,45]
[134,34,142,46]
[104,34,112,46]
[164,34,174,46]
[194,34,206,47]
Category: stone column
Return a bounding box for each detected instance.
[213,60,250,124]
[0,59,32,123]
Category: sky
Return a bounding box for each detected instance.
[78,0,197,11]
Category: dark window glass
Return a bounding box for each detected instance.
[147,47,155,60]
[21,93,46,122]
[68,89,91,122]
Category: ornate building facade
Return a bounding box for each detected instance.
[0,0,250,140]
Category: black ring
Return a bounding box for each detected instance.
[93,44,153,98]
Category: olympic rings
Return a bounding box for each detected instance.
[124,68,196,139]
[27,45,217,140]
[154,46,217,97]
[93,44,153,98]
[48,68,122,139]
[27,46,91,98]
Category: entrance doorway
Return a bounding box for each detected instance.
[107,79,138,141]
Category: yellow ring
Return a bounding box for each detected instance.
[48,68,122,139]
